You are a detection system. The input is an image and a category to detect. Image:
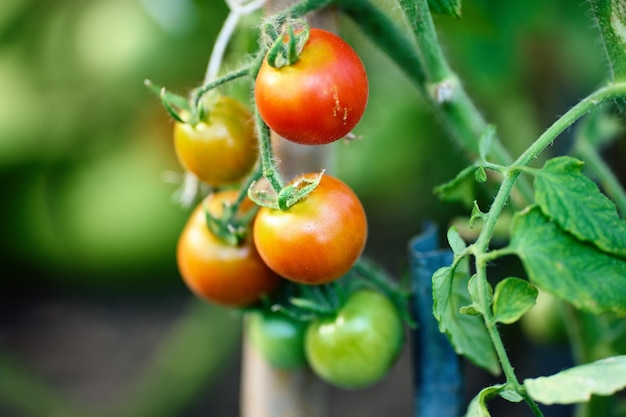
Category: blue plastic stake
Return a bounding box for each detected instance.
[408,222,464,417]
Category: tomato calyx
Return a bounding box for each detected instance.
[144,65,251,125]
[203,168,263,247]
[256,257,414,328]
[248,170,325,210]
[203,200,250,247]
[262,18,310,68]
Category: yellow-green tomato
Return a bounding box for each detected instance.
[520,289,568,346]
[305,290,404,390]
[173,96,258,186]
[247,310,308,370]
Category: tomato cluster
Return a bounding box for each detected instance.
[247,288,405,390]
[156,22,403,390]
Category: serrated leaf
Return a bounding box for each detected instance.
[447,226,467,255]
[525,356,626,404]
[433,262,500,375]
[464,385,504,417]
[509,206,626,316]
[434,165,477,208]
[534,156,626,258]
[492,278,537,325]
[428,0,461,18]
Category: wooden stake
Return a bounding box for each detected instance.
[240,1,337,417]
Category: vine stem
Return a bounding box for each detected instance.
[513,82,626,168]
[204,0,267,84]
[471,81,626,417]
[473,169,545,417]
[394,0,534,206]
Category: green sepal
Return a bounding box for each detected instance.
[144,79,191,122]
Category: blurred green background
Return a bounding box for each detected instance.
[0,0,616,416]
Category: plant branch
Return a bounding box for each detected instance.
[514,82,626,168]
[340,0,533,206]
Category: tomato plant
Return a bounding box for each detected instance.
[173,95,258,186]
[177,190,280,306]
[146,0,626,414]
[254,27,368,145]
[305,289,404,390]
[253,173,367,284]
[246,309,308,370]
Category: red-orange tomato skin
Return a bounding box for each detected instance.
[254,28,369,145]
[253,174,367,284]
[177,191,280,306]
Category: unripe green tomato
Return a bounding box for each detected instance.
[520,289,568,346]
[305,290,404,390]
[246,310,308,370]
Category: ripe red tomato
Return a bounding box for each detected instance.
[177,190,281,306]
[305,289,404,389]
[254,28,368,145]
[253,174,367,284]
[173,96,258,186]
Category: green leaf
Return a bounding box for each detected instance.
[534,156,626,258]
[469,201,486,228]
[434,165,477,208]
[525,355,626,404]
[428,0,461,18]
[498,389,523,403]
[492,278,538,325]
[447,226,467,255]
[463,274,491,316]
[474,166,487,183]
[464,385,504,417]
[509,206,626,316]
[433,262,500,375]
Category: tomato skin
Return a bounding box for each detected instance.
[253,174,367,284]
[246,310,308,370]
[254,28,368,145]
[173,96,258,186]
[177,191,280,306]
[520,289,567,346]
[305,290,404,390]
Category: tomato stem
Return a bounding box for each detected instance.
[339,0,533,207]
[253,108,285,193]
[191,67,251,117]
[352,259,416,329]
